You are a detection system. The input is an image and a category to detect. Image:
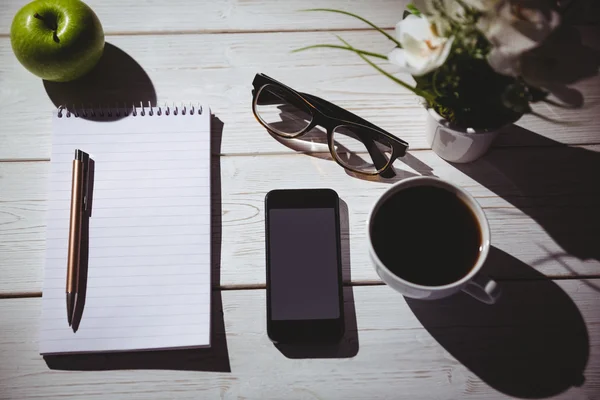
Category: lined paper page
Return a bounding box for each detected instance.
[40,107,211,355]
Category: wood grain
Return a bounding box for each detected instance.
[2,2,600,397]
[1,29,599,161]
[1,0,408,36]
[2,144,599,294]
[0,281,598,400]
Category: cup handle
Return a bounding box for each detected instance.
[462,274,501,304]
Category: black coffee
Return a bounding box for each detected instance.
[371,185,482,287]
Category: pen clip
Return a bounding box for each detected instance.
[81,154,90,213]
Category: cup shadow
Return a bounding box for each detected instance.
[43,42,156,120]
[405,246,589,398]
[44,115,230,372]
[274,199,359,359]
[453,125,600,276]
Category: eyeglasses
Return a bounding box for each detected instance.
[251,73,409,177]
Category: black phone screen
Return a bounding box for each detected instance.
[268,207,340,321]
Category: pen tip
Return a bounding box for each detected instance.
[66,292,74,326]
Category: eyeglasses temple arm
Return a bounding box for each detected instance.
[301,93,408,148]
[364,138,396,178]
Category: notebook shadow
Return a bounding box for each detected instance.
[405,246,589,398]
[44,115,230,372]
[43,42,156,120]
[71,156,95,333]
[274,199,359,359]
[44,295,230,372]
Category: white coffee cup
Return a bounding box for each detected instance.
[367,176,500,304]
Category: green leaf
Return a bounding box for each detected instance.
[406,4,422,16]
[300,8,401,47]
[291,44,388,60]
[413,75,432,91]
[502,83,532,115]
[455,0,474,12]
[335,35,435,102]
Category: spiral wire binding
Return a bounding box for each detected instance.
[57,102,203,118]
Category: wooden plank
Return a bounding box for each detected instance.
[1,30,600,161]
[1,144,599,294]
[1,0,408,36]
[0,281,598,399]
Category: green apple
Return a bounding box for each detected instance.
[10,0,105,82]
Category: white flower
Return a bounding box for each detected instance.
[479,1,561,76]
[388,14,455,76]
[412,0,465,35]
[411,0,501,32]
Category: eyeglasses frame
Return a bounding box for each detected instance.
[251,73,409,177]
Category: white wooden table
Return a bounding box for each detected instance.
[1,1,600,399]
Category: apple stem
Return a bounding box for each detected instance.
[33,12,60,42]
[33,13,58,31]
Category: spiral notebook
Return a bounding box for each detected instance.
[39,104,212,355]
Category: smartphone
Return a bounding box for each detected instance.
[265,188,345,344]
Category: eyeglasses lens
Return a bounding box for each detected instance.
[331,125,393,174]
[254,84,313,138]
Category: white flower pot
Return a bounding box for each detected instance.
[425,107,503,163]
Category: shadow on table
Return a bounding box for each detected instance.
[44,115,230,372]
[515,24,600,108]
[265,127,435,184]
[453,126,600,282]
[275,199,359,359]
[43,43,156,120]
[406,246,589,398]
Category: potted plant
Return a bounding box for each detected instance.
[295,1,571,163]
